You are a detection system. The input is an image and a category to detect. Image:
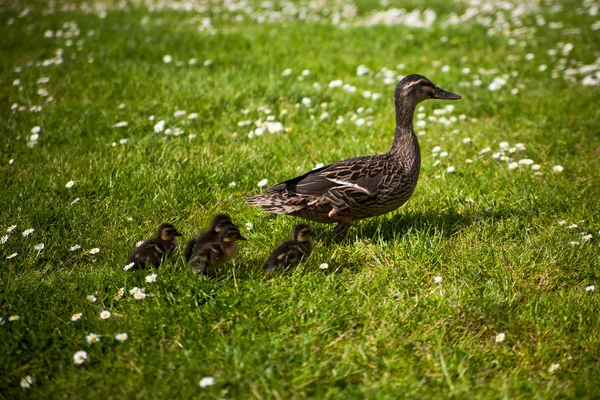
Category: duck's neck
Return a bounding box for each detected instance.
[389,96,419,156]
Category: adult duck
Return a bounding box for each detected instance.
[246,74,461,237]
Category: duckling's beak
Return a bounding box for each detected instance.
[238,234,247,241]
[174,231,183,237]
[433,87,461,100]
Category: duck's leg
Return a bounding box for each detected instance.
[328,209,352,238]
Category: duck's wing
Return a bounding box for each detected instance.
[267,155,395,198]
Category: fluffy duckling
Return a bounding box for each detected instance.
[184,214,236,263]
[190,224,247,276]
[126,223,182,270]
[263,224,313,273]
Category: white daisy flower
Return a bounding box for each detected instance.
[115,287,125,299]
[71,313,82,321]
[123,262,135,271]
[508,162,519,170]
[7,225,17,233]
[531,164,541,170]
[9,315,20,321]
[163,55,172,63]
[552,165,564,173]
[257,179,268,188]
[31,126,41,134]
[319,263,329,270]
[69,244,81,251]
[433,276,443,283]
[66,180,75,188]
[145,273,157,283]
[154,120,165,133]
[585,285,595,292]
[22,228,34,237]
[301,97,312,107]
[73,350,88,365]
[115,333,128,342]
[548,363,559,373]
[7,252,18,259]
[34,243,45,251]
[199,377,215,388]
[113,121,128,128]
[20,375,34,389]
[133,290,146,300]
[86,333,100,344]
[281,68,292,76]
[228,182,237,188]
[136,240,144,247]
[89,248,100,255]
[99,310,111,320]
[446,166,456,173]
[1,235,7,244]
[581,233,592,241]
[495,332,506,343]
[129,287,147,300]
[245,222,253,230]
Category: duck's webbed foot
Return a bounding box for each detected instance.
[333,221,351,238]
[328,209,352,239]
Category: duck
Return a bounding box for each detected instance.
[263,224,313,273]
[190,224,247,276]
[184,214,236,263]
[246,74,460,237]
[126,223,182,270]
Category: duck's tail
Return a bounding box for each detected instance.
[245,193,307,214]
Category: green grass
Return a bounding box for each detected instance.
[1,0,600,398]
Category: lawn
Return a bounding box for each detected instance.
[1,0,599,398]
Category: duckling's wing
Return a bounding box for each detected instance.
[264,240,302,272]
[184,238,196,263]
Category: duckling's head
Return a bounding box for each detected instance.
[210,214,235,232]
[292,224,312,242]
[395,74,461,105]
[158,223,183,241]
[219,225,247,243]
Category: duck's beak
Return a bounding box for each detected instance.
[433,87,461,100]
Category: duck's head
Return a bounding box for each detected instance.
[395,74,461,105]
[210,214,235,232]
[219,225,247,243]
[292,224,312,243]
[158,223,183,241]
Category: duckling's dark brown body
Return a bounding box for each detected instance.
[184,214,236,263]
[127,223,182,270]
[247,74,461,236]
[190,225,246,276]
[264,224,313,272]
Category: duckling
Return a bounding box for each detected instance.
[126,223,182,270]
[247,74,461,237]
[184,214,236,263]
[190,224,247,276]
[263,224,313,273]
